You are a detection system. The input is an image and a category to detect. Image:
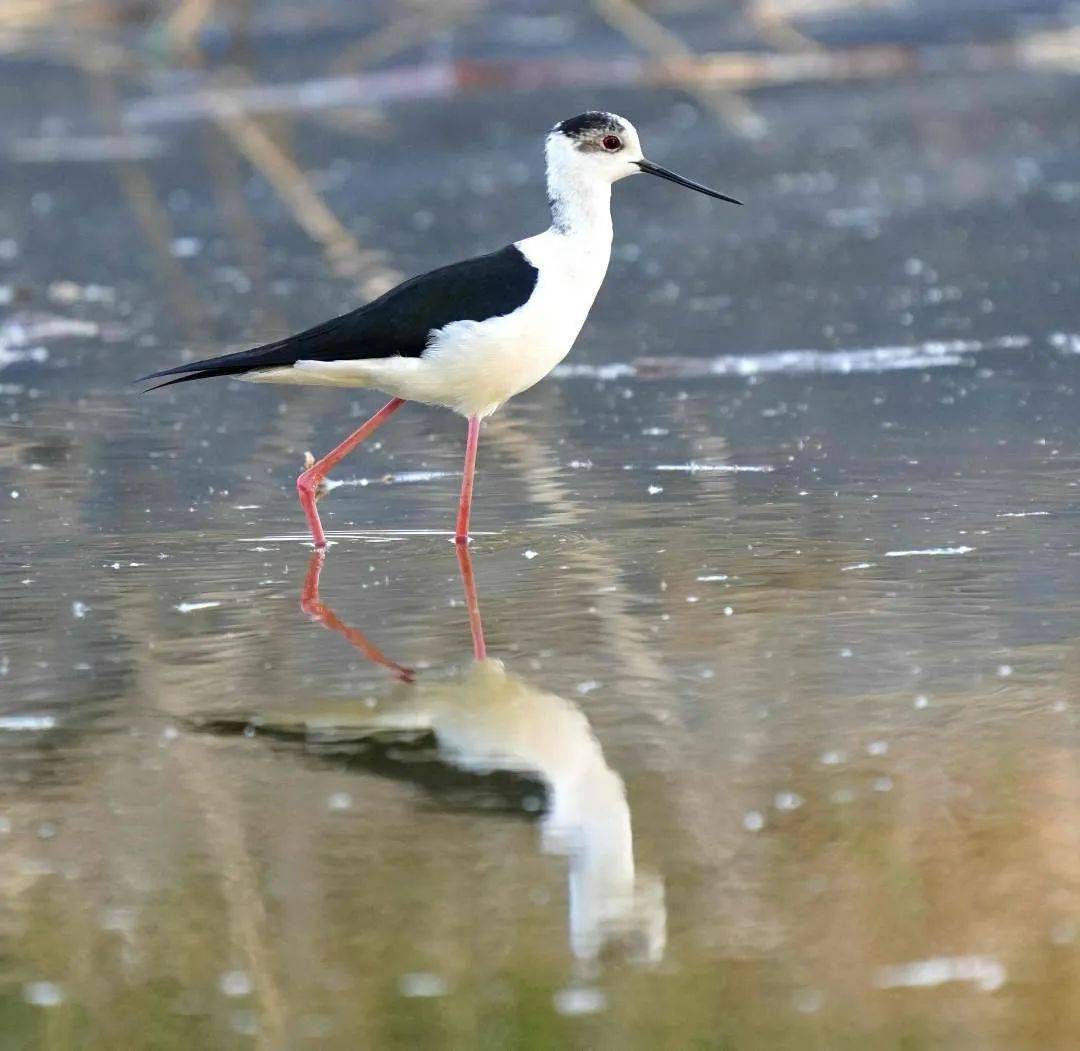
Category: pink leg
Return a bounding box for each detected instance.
[454,416,481,544]
[455,542,487,662]
[296,397,405,548]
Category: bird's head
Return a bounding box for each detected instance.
[546,110,742,204]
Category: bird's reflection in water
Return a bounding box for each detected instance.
[202,546,665,972]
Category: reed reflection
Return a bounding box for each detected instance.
[212,546,665,971]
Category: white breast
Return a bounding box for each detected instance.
[410,230,610,418]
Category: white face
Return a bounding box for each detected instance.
[546,110,742,207]
[546,111,644,185]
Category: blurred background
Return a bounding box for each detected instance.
[3,1,1080,1048]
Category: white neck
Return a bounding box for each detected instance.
[546,167,614,244]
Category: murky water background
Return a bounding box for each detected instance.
[4,2,1080,1047]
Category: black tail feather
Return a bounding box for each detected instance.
[137,297,391,389]
[141,366,255,391]
[137,343,289,388]
[137,311,361,390]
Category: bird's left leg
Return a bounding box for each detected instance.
[297,397,406,548]
[454,415,481,544]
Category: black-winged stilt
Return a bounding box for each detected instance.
[143,111,741,547]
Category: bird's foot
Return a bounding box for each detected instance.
[297,456,330,549]
[302,452,332,501]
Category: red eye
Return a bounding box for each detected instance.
[602,135,622,151]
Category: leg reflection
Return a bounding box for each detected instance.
[455,542,487,662]
[300,550,415,683]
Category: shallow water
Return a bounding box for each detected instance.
[4,2,1080,1048]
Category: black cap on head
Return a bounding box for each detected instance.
[555,112,623,139]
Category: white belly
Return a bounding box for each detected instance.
[247,229,611,419]
[404,264,601,416]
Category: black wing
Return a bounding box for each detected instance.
[141,244,538,388]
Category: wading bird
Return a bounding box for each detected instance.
[143,112,740,547]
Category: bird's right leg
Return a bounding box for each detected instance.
[296,397,406,548]
[454,415,482,545]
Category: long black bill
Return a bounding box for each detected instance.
[637,159,742,205]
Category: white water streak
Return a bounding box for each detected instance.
[656,463,774,474]
[238,530,498,544]
[884,546,974,558]
[337,470,458,487]
[875,955,1006,992]
[0,715,57,731]
[554,336,1030,381]
[0,315,102,370]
